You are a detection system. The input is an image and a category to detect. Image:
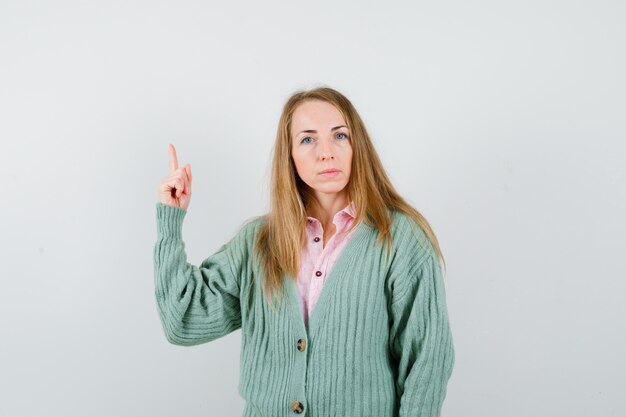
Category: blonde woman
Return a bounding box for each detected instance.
[154,87,455,417]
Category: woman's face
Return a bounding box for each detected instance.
[290,100,353,200]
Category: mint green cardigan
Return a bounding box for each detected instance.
[154,202,455,417]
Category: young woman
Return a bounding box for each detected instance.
[154,87,455,417]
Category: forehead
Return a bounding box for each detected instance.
[291,100,346,132]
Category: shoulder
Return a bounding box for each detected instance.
[385,210,444,300]
[388,209,437,264]
[229,215,267,245]
[214,216,267,268]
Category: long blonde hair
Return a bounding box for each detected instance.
[253,86,446,312]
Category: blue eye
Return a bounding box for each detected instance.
[300,133,348,144]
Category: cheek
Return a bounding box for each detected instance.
[291,152,306,175]
[344,148,353,168]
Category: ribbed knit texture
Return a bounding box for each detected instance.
[154,202,455,417]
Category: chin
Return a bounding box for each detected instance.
[313,184,348,194]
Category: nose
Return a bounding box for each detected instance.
[318,137,335,160]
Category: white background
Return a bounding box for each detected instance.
[1,1,624,416]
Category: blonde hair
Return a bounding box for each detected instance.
[253,86,446,312]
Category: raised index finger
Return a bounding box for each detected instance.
[169,143,179,173]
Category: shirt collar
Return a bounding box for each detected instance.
[344,200,356,218]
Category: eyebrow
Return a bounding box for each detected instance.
[298,125,347,135]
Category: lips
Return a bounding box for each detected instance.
[319,169,340,174]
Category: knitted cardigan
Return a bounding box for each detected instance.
[153,202,455,417]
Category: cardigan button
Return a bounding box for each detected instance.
[297,338,307,352]
[290,400,304,414]
[313,237,320,242]
[315,271,322,277]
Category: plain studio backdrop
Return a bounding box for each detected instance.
[0,0,624,416]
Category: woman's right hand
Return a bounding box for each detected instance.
[157,144,192,210]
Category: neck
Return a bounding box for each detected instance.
[306,191,350,228]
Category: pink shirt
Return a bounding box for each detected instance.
[297,201,357,326]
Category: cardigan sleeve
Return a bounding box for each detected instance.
[387,223,455,416]
[153,202,247,346]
